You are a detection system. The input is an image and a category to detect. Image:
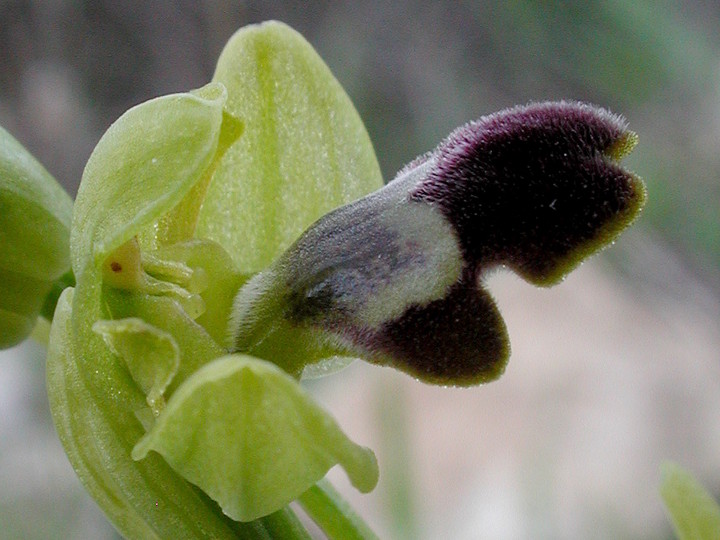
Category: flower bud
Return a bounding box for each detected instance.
[0,126,72,347]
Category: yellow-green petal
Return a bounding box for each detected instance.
[133,354,379,522]
[71,82,227,277]
[200,20,383,273]
[92,318,180,415]
[103,289,225,395]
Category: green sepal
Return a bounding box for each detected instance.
[199,20,383,274]
[660,461,720,540]
[132,354,379,522]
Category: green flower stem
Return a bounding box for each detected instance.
[298,480,380,540]
[210,505,311,540]
[259,507,314,540]
[186,497,312,540]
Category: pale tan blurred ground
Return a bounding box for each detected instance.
[313,236,720,539]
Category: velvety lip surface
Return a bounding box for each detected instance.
[234,101,646,386]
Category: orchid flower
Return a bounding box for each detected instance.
[0,20,645,539]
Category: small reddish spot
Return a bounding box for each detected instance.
[110,261,122,272]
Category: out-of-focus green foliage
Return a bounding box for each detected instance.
[661,462,720,540]
[479,1,712,105]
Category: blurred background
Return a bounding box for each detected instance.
[1,1,719,538]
